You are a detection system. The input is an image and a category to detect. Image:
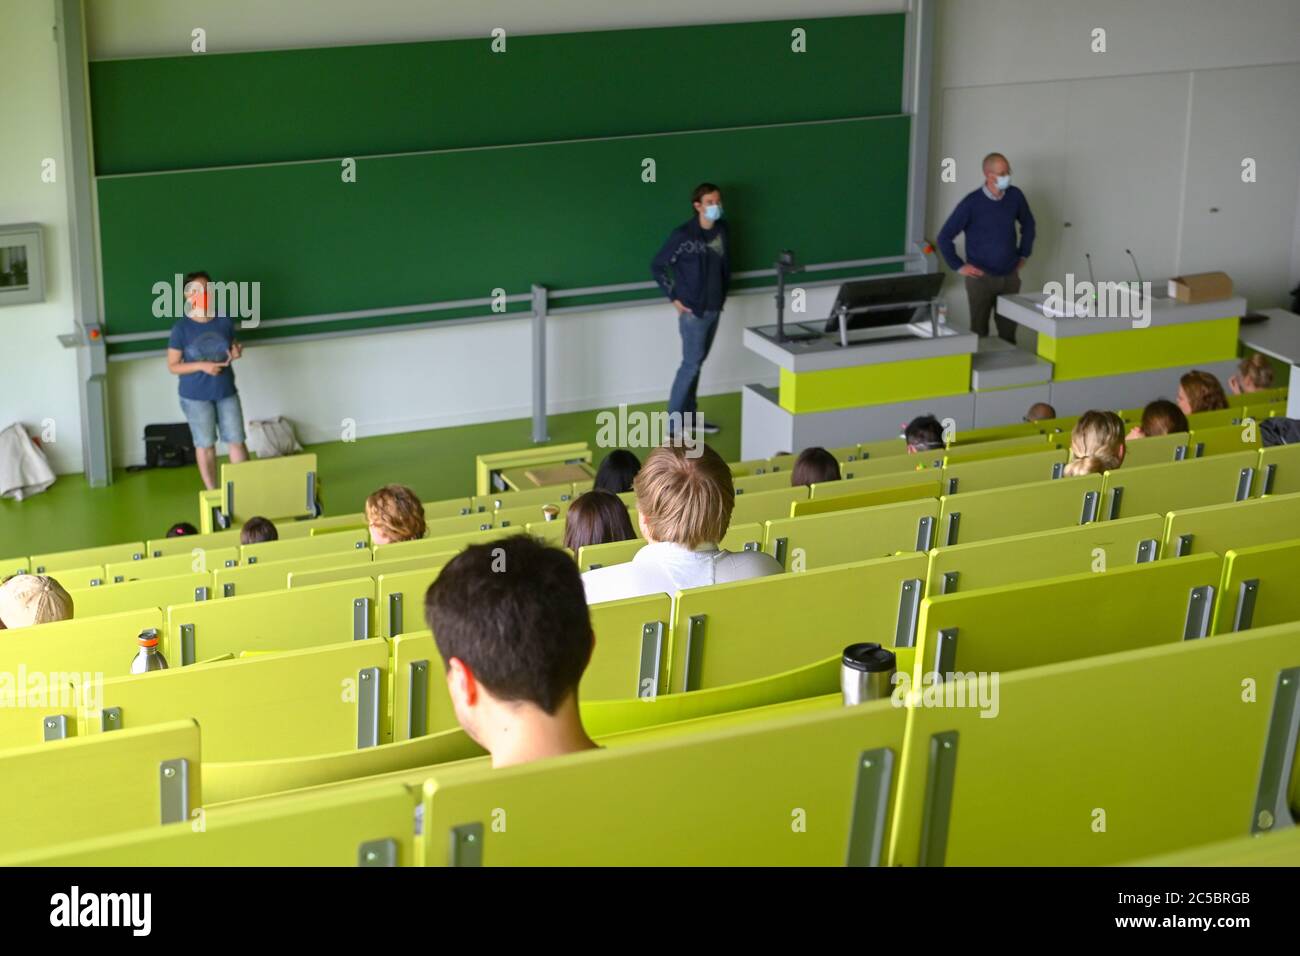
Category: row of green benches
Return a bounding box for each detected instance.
[2,614,1295,865]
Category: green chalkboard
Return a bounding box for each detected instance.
[99,116,911,354]
[89,15,905,175]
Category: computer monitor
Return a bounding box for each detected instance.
[822,272,945,334]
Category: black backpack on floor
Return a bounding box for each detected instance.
[142,423,196,468]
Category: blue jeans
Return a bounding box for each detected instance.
[180,393,246,449]
[668,308,720,418]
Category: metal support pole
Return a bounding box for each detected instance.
[903,0,936,276]
[530,284,549,443]
[55,0,113,486]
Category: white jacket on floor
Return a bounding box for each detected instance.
[0,423,56,501]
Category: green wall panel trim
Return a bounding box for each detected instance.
[90,14,905,175]
[1036,317,1240,381]
[98,116,911,349]
[778,354,972,414]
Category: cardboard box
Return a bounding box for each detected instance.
[1167,271,1233,304]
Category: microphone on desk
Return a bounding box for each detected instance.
[1085,252,1096,289]
[1125,248,1145,289]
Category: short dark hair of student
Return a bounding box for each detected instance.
[691,182,721,205]
[904,415,945,450]
[166,522,199,538]
[183,270,211,285]
[563,490,636,553]
[1141,399,1189,437]
[425,535,593,715]
[240,516,279,545]
[593,449,641,494]
[790,447,841,487]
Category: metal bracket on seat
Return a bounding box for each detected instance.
[894,579,923,648]
[638,622,664,698]
[1235,467,1255,502]
[358,838,397,867]
[1135,539,1157,563]
[773,537,789,568]
[306,471,318,514]
[101,706,122,731]
[943,512,960,547]
[357,666,381,748]
[916,516,935,551]
[222,583,235,598]
[1051,461,1064,479]
[1193,442,1205,458]
[353,597,372,640]
[159,758,190,825]
[682,614,707,691]
[1182,585,1215,639]
[945,477,958,495]
[846,748,895,867]
[1174,533,1194,558]
[449,822,484,866]
[1088,489,1107,522]
[1261,463,1277,495]
[931,628,958,680]
[180,623,196,665]
[194,586,209,602]
[388,592,404,637]
[918,731,959,867]
[742,540,759,552]
[42,715,68,740]
[1252,667,1299,834]
[407,659,429,739]
[1232,579,1259,632]
[940,571,959,594]
[1174,444,1188,461]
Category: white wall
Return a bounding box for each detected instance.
[928,0,1300,332]
[0,1,83,474]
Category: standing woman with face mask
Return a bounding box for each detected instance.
[650,182,730,436]
[936,152,1036,344]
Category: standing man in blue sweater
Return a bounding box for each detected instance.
[651,182,729,435]
[937,153,1036,344]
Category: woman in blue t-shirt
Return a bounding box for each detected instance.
[166,271,249,489]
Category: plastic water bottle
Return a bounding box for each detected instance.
[130,628,169,673]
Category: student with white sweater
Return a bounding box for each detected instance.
[581,442,782,605]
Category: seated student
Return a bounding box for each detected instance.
[1063,410,1126,476]
[240,515,278,545]
[365,484,426,546]
[593,449,641,495]
[424,535,598,768]
[790,446,841,487]
[166,521,199,538]
[0,574,73,629]
[1024,402,1057,422]
[563,490,637,553]
[1229,353,1275,396]
[581,443,782,604]
[1126,399,1189,440]
[904,415,946,454]
[1177,370,1228,415]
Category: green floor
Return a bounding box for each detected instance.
[0,393,742,558]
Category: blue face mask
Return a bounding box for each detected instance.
[703,203,723,222]
[995,174,1011,191]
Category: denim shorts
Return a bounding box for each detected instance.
[180,393,246,448]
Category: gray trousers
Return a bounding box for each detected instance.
[965,272,1021,342]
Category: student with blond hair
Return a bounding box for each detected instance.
[581,442,781,604]
[1063,410,1126,476]
[1177,370,1228,415]
[365,484,426,545]
[1229,353,1275,395]
[0,574,73,629]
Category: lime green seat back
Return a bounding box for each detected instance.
[82,640,390,761]
[888,621,1300,865]
[734,471,800,494]
[105,547,238,582]
[1259,443,1300,496]
[940,448,1068,495]
[1214,537,1300,634]
[729,486,808,525]
[147,528,242,558]
[1121,432,1189,467]
[1130,825,1300,866]
[471,481,577,512]
[219,453,318,523]
[214,547,370,598]
[927,514,1166,595]
[37,563,107,590]
[807,469,933,501]
[1188,421,1261,458]
[419,699,908,866]
[377,564,451,637]
[165,578,376,664]
[289,550,454,589]
[670,554,930,692]
[69,572,213,618]
[423,512,497,538]
[938,474,1104,547]
[31,541,145,574]
[765,498,939,571]
[241,530,369,565]
[913,553,1223,678]
[1103,451,1258,520]
[0,721,200,856]
[1164,491,1300,558]
[578,536,643,572]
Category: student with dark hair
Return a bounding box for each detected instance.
[563,490,636,553]
[1024,402,1056,422]
[240,516,278,545]
[790,447,841,487]
[1178,370,1228,415]
[166,270,249,491]
[1127,399,1189,440]
[651,182,730,435]
[165,521,199,538]
[904,415,946,453]
[593,449,641,494]
[424,535,598,768]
